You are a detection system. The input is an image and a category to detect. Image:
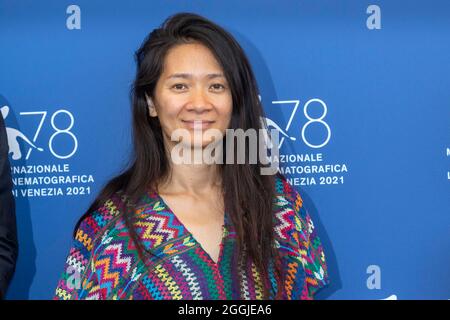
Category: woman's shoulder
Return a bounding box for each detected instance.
[74,191,129,247]
[274,173,305,207]
[74,188,160,245]
[273,174,310,243]
[273,173,306,215]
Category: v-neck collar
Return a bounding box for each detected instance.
[148,189,230,267]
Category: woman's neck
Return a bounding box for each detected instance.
[158,162,222,196]
[158,134,223,196]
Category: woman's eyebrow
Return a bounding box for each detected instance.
[206,73,225,80]
[165,73,225,80]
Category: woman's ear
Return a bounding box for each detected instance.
[144,93,158,117]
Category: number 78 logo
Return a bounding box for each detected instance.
[261,98,331,149]
[1,105,78,160]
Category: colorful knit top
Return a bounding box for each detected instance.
[54,175,329,300]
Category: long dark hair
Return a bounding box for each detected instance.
[75,12,285,299]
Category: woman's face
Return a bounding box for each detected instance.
[147,42,233,151]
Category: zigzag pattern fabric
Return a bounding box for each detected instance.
[54,175,329,300]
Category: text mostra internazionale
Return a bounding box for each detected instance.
[11,164,94,186]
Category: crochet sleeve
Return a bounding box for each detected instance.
[54,211,102,300]
[291,187,330,299]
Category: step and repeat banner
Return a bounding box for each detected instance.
[1,1,449,299]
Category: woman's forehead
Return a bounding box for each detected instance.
[162,43,224,75]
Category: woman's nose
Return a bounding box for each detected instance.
[187,88,212,112]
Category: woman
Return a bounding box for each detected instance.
[54,12,329,300]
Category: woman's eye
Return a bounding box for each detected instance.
[172,84,187,90]
[210,84,225,91]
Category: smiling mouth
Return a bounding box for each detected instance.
[182,120,215,129]
[182,120,215,123]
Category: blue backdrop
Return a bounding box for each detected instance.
[1,0,449,299]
